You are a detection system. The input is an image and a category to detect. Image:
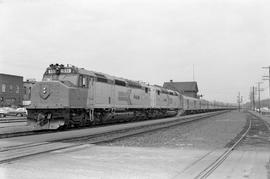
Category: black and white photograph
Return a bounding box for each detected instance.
[0,0,270,178]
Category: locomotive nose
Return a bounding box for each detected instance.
[30,81,70,108]
[39,84,51,99]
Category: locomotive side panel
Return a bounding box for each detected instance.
[94,82,113,108]
[86,77,95,107]
[143,87,151,108]
[114,85,132,108]
[167,94,180,109]
[156,92,169,108]
[129,87,149,108]
[69,88,88,108]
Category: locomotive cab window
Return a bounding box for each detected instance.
[145,88,149,93]
[115,80,126,86]
[96,77,108,83]
[78,75,88,88]
[82,76,88,88]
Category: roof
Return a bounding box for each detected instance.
[0,73,23,78]
[163,81,198,93]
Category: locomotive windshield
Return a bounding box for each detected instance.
[43,74,79,86]
[43,64,79,86]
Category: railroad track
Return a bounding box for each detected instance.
[0,111,229,164]
[0,111,229,139]
[0,124,27,129]
[193,119,251,179]
[0,119,26,123]
[0,130,55,139]
[179,111,270,179]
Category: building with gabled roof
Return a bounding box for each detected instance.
[163,80,199,98]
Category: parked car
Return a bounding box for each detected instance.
[6,108,27,117]
[0,108,8,118]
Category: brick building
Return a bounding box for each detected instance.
[0,73,23,107]
[23,79,36,106]
[163,80,199,98]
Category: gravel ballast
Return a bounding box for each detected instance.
[102,111,247,150]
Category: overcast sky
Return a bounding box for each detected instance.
[0,0,270,103]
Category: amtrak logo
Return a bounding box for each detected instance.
[39,84,51,99]
[118,89,132,105]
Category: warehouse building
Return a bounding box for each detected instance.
[0,73,23,107]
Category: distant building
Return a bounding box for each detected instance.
[163,80,199,98]
[23,79,36,106]
[0,73,23,107]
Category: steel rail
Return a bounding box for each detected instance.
[194,118,252,179]
[0,130,55,139]
[0,119,26,123]
[0,124,26,129]
[0,111,229,164]
[0,111,229,139]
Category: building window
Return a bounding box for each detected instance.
[9,85,13,92]
[16,86,19,94]
[2,84,6,92]
[29,87,31,99]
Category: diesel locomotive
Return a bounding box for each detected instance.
[27,64,235,129]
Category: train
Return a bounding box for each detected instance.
[27,64,236,130]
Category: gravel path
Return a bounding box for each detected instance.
[102,111,247,150]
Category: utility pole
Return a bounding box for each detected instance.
[252,86,255,110]
[249,86,256,110]
[257,82,263,113]
[262,66,270,96]
[192,64,195,81]
[262,66,270,110]
[237,92,243,112]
